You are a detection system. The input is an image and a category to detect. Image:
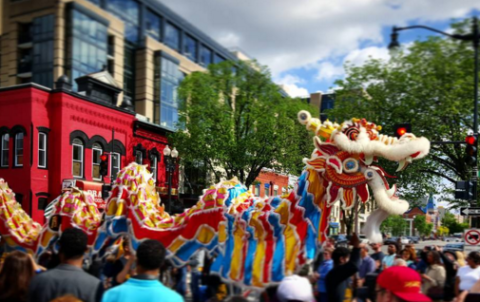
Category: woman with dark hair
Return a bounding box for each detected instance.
[441,249,459,302]
[0,251,36,302]
[400,248,417,269]
[421,250,446,301]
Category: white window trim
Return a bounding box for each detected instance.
[1,133,8,167]
[72,143,84,178]
[38,132,47,168]
[92,146,103,181]
[14,133,23,167]
[111,152,121,178]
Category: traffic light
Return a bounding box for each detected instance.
[465,135,477,166]
[100,154,108,178]
[455,180,477,201]
[393,123,411,138]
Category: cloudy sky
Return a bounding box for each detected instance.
[160,0,480,98]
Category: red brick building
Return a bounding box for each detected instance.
[0,73,178,223]
[250,169,289,198]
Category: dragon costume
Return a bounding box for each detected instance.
[0,111,430,287]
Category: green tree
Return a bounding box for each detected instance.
[414,215,428,235]
[442,212,469,233]
[381,215,407,236]
[169,60,316,187]
[326,19,478,208]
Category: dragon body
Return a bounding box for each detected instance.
[0,111,430,287]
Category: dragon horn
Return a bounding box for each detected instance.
[297,110,337,139]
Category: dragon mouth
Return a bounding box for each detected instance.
[367,168,408,215]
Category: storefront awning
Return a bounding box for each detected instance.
[329,222,339,228]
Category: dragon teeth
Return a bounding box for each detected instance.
[396,159,408,172]
[364,155,374,165]
[386,184,396,198]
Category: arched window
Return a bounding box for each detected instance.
[72,138,84,178]
[92,143,103,181]
[14,133,24,167]
[1,133,9,167]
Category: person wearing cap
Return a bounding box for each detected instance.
[276,274,315,302]
[325,233,361,302]
[376,266,432,302]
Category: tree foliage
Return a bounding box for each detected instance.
[326,19,478,208]
[437,226,449,236]
[380,215,407,236]
[413,215,434,236]
[169,60,316,187]
[441,212,469,234]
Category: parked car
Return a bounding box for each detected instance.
[445,237,462,243]
[408,236,420,244]
[444,243,464,251]
[359,234,369,244]
[331,234,348,247]
[399,236,410,244]
[384,236,398,245]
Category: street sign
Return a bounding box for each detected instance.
[460,207,480,216]
[464,229,480,246]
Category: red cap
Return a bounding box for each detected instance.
[377,266,431,302]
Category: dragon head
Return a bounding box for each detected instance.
[298,111,430,242]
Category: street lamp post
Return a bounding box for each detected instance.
[163,145,179,213]
[388,17,480,224]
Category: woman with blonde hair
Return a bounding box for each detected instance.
[456,251,466,267]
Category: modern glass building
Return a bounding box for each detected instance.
[0,0,238,131]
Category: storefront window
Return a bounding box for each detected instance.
[38,132,47,168]
[111,152,120,178]
[92,143,102,180]
[72,138,84,178]
[14,133,24,167]
[1,134,8,167]
[135,150,143,164]
[150,156,157,183]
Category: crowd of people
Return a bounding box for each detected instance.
[1,229,480,302]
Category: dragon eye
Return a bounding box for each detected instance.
[343,158,359,173]
[364,169,375,179]
[344,127,360,141]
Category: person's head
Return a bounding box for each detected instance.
[360,245,369,258]
[456,251,466,267]
[122,237,131,255]
[407,246,417,261]
[370,242,382,252]
[388,244,397,255]
[393,258,407,267]
[332,247,350,266]
[59,228,88,261]
[0,251,35,300]
[276,275,314,302]
[443,251,457,263]
[400,249,411,261]
[136,239,166,274]
[427,251,442,266]
[376,266,431,302]
[466,251,480,268]
[323,247,334,261]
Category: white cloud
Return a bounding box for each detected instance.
[158,0,480,77]
[275,74,309,98]
[316,46,390,82]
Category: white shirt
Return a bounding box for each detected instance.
[457,265,480,291]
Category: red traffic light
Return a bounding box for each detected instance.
[396,127,407,137]
[100,154,108,162]
[466,135,477,145]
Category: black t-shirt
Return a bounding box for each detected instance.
[325,247,361,302]
[370,251,385,262]
[103,257,127,287]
